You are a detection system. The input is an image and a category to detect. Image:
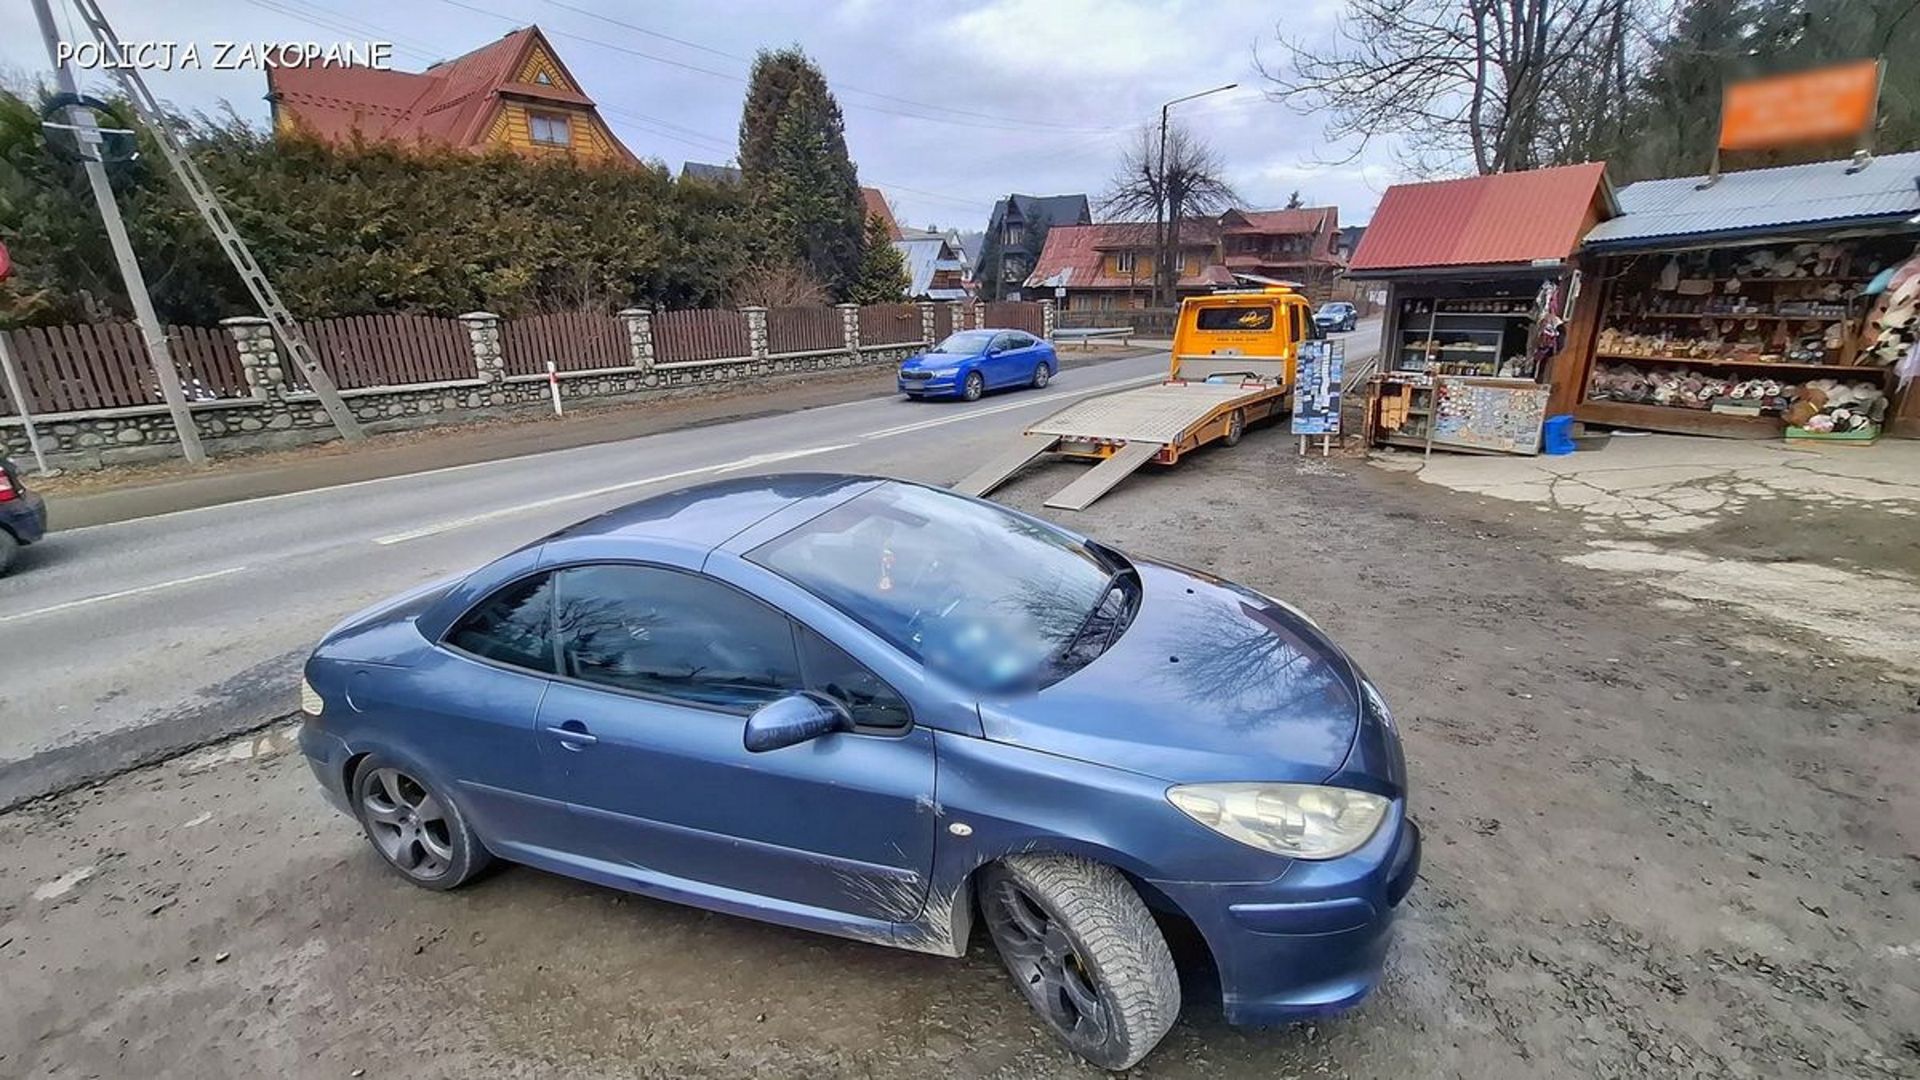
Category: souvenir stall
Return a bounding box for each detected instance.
[1345,164,1617,455]
[1573,151,1920,441]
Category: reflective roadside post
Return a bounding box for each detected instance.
[547,359,563,417]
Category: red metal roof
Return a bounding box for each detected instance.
[267,26,632,161]
[1348,163,1612,273]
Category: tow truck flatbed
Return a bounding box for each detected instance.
[953,285,1327,510]
[954,374,1288,510]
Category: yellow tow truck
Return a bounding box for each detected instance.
[955,285,1318,510]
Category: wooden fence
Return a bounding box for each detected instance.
[295,314,472,390]
[931,303,957,341]
[765,306,844,354]
[502,312,627,376]
[858,303,923,346]
[0,323,246,415]
[653,309,750,364]
[984,300,1045,337]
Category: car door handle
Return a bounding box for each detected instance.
[544,723,597,748]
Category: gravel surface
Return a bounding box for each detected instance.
[3,419,1914,1078]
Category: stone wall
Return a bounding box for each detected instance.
[0,302,970,469]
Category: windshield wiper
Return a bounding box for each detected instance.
[1049,564,1140,678]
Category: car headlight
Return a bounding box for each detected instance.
[1167,783,1388,859]
[300,676,325,716]
[929,366,960,377]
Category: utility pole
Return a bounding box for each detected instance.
[66,0,364,443]
[1156,83,1236,309]
[31,0,205,464]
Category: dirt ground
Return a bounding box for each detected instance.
[3,420,1916,1078]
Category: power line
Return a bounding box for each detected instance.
[430,0,1115,136]
[540,0,1117,135]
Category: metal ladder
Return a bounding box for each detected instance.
[66,0,364,441]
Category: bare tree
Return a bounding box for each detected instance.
[732,259,828,307]
[1100,123,1237,307]
[1258,0,1640,175]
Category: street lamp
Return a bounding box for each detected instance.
[1156,83,1237,307]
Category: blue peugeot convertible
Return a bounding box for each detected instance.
[897,328,1058,401]
[299,474,1418,1070]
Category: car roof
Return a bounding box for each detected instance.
[545,472,879,551]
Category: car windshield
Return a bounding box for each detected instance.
[749,483,1134,693]
[932,330,996,354]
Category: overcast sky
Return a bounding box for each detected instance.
[0,0,1405,231]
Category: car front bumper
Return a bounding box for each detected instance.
[299,718,355,816]
[2,490,48,544]
[898,374,962,398]
[1150,803,1420,1027]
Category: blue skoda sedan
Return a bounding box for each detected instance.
[299,475,1417,1070]
[898,328,1058,401]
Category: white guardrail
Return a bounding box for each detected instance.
[1052,327,1134,350]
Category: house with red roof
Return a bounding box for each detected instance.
[1024,205,1344,310]
[266,26,635,165]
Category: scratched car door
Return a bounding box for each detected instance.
[535,562,937,923]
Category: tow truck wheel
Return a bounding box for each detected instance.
[1223,409,1246,447]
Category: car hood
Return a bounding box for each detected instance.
[901,350,979,367]
[977,559,1361,784]
[314,574,461,666]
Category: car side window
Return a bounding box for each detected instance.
[446,572,557,674]
[795,624,910,729]
[553,564,801,712]
[1008,332,1035,348]
[990,332,1015,353]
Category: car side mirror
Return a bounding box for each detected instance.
[743,692,854,752]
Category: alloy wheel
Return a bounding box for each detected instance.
[360,767,455,880]
[1033,364,1051,388]
[964,372,985,401]
[984,877,1111,1053]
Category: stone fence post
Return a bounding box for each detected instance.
[222,316,285,404]
[618,308,655,373]
[837,303,861,353]
[460,312,505,399]
[918,302,937,343]
[740,306,770,366]
[1040,298,1057,340]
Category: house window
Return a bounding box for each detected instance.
[1003,222,1024,246]
[529,112,572,147]
[1113,251,1135,274]
[533,71,553,85]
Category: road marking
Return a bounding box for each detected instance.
[0,565,250,625]
[858,373,1164,439]
[373,443,855,545]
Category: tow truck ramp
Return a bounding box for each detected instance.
[1041,440,1161,510]
[952,432,1061,499]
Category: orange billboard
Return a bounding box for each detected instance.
[1718,60,1882,151]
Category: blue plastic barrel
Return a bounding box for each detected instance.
[1542,414,1576,455]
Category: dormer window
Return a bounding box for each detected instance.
[534,71,553,85]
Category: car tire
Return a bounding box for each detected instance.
[1223,409,1246,447]
[1032,363,1051,389]
[979,854,1181,1071]
[352,756,491,891]
[963,371,986,401]
[0,530,16,575]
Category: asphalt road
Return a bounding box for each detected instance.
[0,323,1381,806]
